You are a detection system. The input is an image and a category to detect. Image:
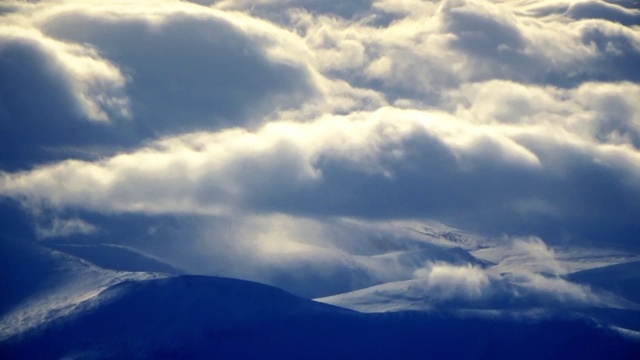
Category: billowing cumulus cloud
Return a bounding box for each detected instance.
[1,0,639,305]
[2,105,639,245]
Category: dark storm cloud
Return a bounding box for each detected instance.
[40,10,317,131]
[0,2,317,170]
[0,40,88,170]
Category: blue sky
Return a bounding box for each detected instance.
[1,0,640,300]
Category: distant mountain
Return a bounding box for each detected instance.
[2,239,639,359]
[45,243,183,275]
[316,274,640,314]
[0,238,162,341]
[569,261,640,304]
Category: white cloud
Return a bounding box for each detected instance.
[1,102,639,246]
[502,271,600,306]
[249,0,640,105]
[490,237,566,276]
[35,217,98,240]
[414,262,489,299]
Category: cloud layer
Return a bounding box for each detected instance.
[1,0,639,301]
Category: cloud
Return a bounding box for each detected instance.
[34,217,98,240]
[414,263,489,299]
[2,102,640,246]
[256,0,640,105]
[0,0,319,170]
[0,26,130,169]
[38,3,318,127]
[497,237,566,276]
[213,0,377,23]
[188,217,488,297]
[566,0,640,26]
[473,236,638,308]
[1,0,639,303]
[413,238,603,307]
[0,28,130,123]
[0,99,639,248]
[321,237,634,311]
[38,213,466,298]
[446,80,640,148]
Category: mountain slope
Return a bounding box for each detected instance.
[1,274,639,360]
[2,239,640,359]
[45,243,183,274]
[569,261,640,304]
[0,238,162,341]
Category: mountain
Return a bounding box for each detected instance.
[1,238,639,359]
[569,261,640,304]
[45,242,183,275]
[2,274,640,360]
[0,235,640,360]
[0,238,163,341]
[316,274,640,314]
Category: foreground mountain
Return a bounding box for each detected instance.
[2,274,639,360]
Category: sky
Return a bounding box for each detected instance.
[1,0,640,300]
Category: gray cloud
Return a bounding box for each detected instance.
[40,7,317,130]
[0,1,318,169]
[566,0,640,26]
[213,0,377,23]
[1,0,640,303]
[0,29,130,169]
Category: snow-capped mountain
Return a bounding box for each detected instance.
[2,235,640,359]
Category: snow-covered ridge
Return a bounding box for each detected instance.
[0,238,165,341]
[1,238,640,359]
[2,273,639,359]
